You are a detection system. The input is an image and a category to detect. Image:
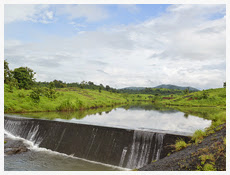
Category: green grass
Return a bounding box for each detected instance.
[192,130,207,144]
[175,139,188,151]
[203,163,216,171]
[5,84,156,113]
[4,84,129,113]
[158,88,226,107]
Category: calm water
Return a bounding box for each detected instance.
[12,104,212,135]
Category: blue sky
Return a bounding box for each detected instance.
[5,5,171,41]
[4,4,226,89]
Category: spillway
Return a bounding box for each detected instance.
[4,115,190,169]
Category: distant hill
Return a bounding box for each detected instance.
[154,84,199,91]
[121,84,199,91]
[122,87,145,90]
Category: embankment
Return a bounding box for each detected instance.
[139,124,226,171]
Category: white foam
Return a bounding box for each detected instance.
[4,130,130,171]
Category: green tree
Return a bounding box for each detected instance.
[53,80,66,88]
[201,90,209,99]
[4,60,10,83]
[30,88,42,103]
[153,94,160,103]
[12,67,36,89]
[223,82,226,88]
[4,60,18,90]
[184,88,189,95]
[105,85,110,91]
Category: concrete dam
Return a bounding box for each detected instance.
[4,115,190,169]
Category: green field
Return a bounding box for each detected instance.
[4,83,225,113]
[158,88,226,107]
[4,84,153,113]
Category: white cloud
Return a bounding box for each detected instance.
[118,5,140,13]
[56,5,108,22]
[5,5,54,24]
[5,4,108,24]
[5,5,226,89]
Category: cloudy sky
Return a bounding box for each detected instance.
[5,4,226,89]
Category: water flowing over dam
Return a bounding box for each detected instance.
[4,115,190,169]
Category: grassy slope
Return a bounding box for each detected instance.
[159,88,226,107]
[4,84,152,113]
[5,84,226,113]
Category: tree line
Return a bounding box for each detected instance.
[4,60,118,93]
[7,60,222,96]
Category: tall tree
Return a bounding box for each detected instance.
[4,60,18,89]
[4,60,11,83]
[12,67,36,89]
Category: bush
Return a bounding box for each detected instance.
[201,90,209,99]
[30,88,42,103]
[203,163,216,171]
[175,139,187,151]
[199,154,215,165]
[192,130,206,144]
[43,87,57,99]
[18,91,26,98]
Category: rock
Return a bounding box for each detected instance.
[4,134,29,155]
[5,147,28,155]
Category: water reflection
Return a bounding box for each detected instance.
[9,103,213,135]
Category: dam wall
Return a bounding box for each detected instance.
[4,116,190,169]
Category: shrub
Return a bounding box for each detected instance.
[30,88,42,103]
[192,130,206,144]
[175,139,187,151]
[201,90,209,99]
[199,154,215,165]
[43,87,57,99]
[18,91,26,98]
[203,163,216,171]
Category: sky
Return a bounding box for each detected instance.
[4,4,226,89]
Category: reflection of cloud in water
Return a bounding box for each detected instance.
[65,108,211,134]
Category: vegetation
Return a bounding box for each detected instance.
[175,139,188,151]
[191,130,207,144]
[12,67,36,89]
[157,88,226,107]
[4,84,132,113]
[119,87,193,95]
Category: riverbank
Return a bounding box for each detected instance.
[4,85,225,113]
[4,85,132,113]
[158,88,226,108]
[139,124,226,171]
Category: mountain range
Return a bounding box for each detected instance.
[122,84,199,91]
